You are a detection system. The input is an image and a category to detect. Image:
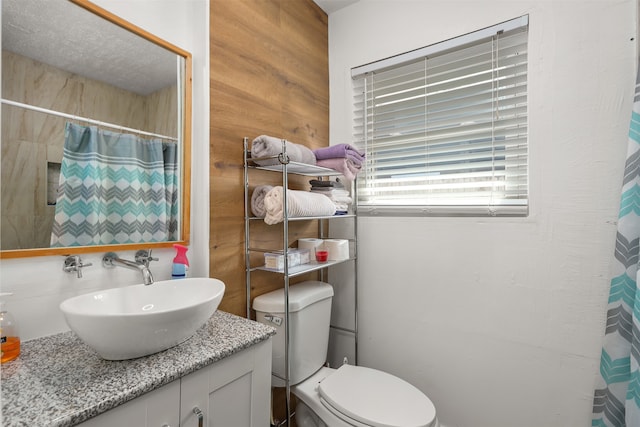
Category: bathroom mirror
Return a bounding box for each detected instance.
[0,0,192,258]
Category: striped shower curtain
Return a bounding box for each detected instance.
[592,62,640,427]
[51,122,178,247]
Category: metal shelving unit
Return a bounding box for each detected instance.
[243,137,358,427]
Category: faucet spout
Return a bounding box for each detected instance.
[102,252,155,285]
[141,266,154,286]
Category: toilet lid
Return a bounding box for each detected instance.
[318,364,436,427]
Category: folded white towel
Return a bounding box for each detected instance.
[251,135,316,166]
[310,188,352,206]
[251,185,273,217]
[264,186,337,225]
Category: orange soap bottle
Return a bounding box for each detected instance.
[0,293,20,364]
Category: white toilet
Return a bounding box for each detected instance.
[253,280,439,427]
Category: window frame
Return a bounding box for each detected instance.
[351,16,529,217]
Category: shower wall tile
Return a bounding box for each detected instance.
[1,102,33,143]
[0,139,46,216]
[78,78,147,129]
[145,84,178,137]
[1,215,33,251]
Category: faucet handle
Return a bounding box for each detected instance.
[135,249,159,267]
[147,249,159,262]
[63,255,92,279]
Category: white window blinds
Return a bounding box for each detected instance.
[352,16,529,216]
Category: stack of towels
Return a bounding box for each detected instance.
[313,144,366,181]
[251,185,337,224]
[248,137,363,223]
[309,179,352,215]
[250,136,366,181]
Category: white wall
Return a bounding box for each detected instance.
[0,0,210,341]
[328,1,637,426]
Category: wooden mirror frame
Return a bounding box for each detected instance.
[0,0,192,259]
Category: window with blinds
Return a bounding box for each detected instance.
[352,16,529,216]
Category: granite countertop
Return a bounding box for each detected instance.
[1,311,276,427]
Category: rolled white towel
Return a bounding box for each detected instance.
[251,135,316,166]
[264,186,336,225]
[251,185,273,217]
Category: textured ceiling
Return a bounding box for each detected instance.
[2,0,177,96]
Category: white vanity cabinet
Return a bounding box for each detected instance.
[180,339,272,427]
[77,380,180,427]
[77,339,272,427]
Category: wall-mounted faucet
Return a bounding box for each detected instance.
[102,251,155,285]
[63,255,93,278]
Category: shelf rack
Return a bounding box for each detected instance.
[243,137,358,427]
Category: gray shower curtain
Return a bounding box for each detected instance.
[51,123,179,246]
[592,60,640,427]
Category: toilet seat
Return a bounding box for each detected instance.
[318,364,437,427]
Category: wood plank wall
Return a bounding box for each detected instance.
[210,0,329,318]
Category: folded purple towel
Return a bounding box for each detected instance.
[313,144,365,164]
[316,158,362,181]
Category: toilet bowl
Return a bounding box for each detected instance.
[293,366,439,427]
[253,281,439,427]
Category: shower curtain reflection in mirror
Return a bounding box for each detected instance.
[50,122,178,247]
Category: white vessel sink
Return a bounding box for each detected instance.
[60,277,225,360]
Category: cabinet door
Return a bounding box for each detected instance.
[77,379,180,427]
[180,339,272,427]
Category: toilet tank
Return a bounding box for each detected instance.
[253,281,334,387]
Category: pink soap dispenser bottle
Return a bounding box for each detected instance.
[171,244,190,279]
